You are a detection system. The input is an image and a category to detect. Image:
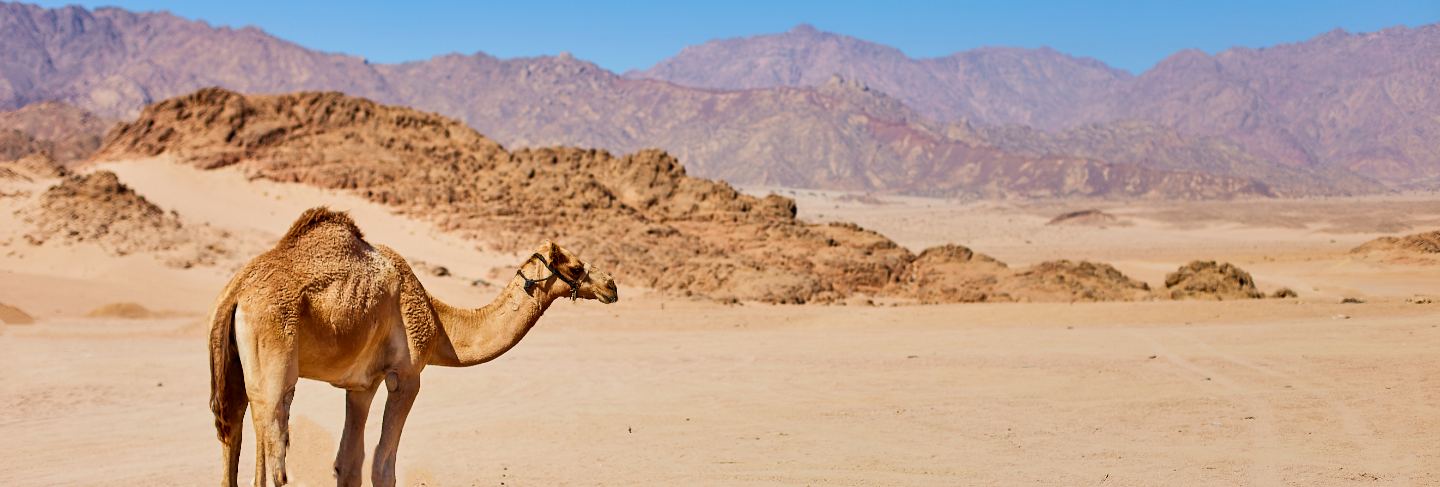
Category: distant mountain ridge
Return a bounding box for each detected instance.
[633,23,1440,185]
[1,1,1420,197]
[630,24,1128,128]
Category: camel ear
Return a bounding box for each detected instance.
[538,240,563,262]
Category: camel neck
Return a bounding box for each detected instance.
[426,275,561,367]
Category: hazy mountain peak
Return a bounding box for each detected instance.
[789,23,820,34]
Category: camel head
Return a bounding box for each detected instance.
[517,240,619,304]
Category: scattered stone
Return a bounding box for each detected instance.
[1406,296,1432,304]
[1340,297,1365,304]
[409,260,451,277]
[1333,314,1351,320]
[1270,288,1298,298]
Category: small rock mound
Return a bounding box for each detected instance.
[85,302,159,319]
[903,246,1151,303]
[1271,288,1299,298]
[0,302,35,324]
[22,171,232,267]
[1351,229,1440,263]
[1009,260,1151,302]
[903,244,1012,303]
[1164,261,1265,300]
[1047,209,1120,226]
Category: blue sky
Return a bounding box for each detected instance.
[34,0,1440,74]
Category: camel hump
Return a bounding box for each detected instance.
[280,207,365,245]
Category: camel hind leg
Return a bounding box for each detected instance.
[234,307,300,487]
[217,373,247,487]
[213,308,249,487]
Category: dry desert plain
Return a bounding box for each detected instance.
[2,159,1440,485]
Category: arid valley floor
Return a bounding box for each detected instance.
[2,157,1438,485]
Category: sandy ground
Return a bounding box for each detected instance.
[3,300,1438,486]
[2,162,1439,485]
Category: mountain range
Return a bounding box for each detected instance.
[3,1,1437,197]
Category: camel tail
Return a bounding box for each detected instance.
[208,276,247,442]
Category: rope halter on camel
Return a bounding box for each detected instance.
[516,252,589,301]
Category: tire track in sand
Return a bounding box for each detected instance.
[1131,331,1284,486]
[1169,330,1415,485]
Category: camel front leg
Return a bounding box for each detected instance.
[371,372,421,487]
[334,384,379,487]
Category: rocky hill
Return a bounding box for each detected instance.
[0,2,1379,198]
[97,88,918,302]
[0,101,110,164]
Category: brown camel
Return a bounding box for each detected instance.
[208,207,619,487]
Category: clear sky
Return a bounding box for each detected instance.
[32,0,1440,74]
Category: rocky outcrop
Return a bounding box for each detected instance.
[1009,260,1151,302]
[1163,261,1266,300]
[902,244,1013,303]
[899,244,1152,303]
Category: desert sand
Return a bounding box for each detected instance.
[3,160,1439,485]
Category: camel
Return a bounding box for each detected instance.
[208,207,619,487]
